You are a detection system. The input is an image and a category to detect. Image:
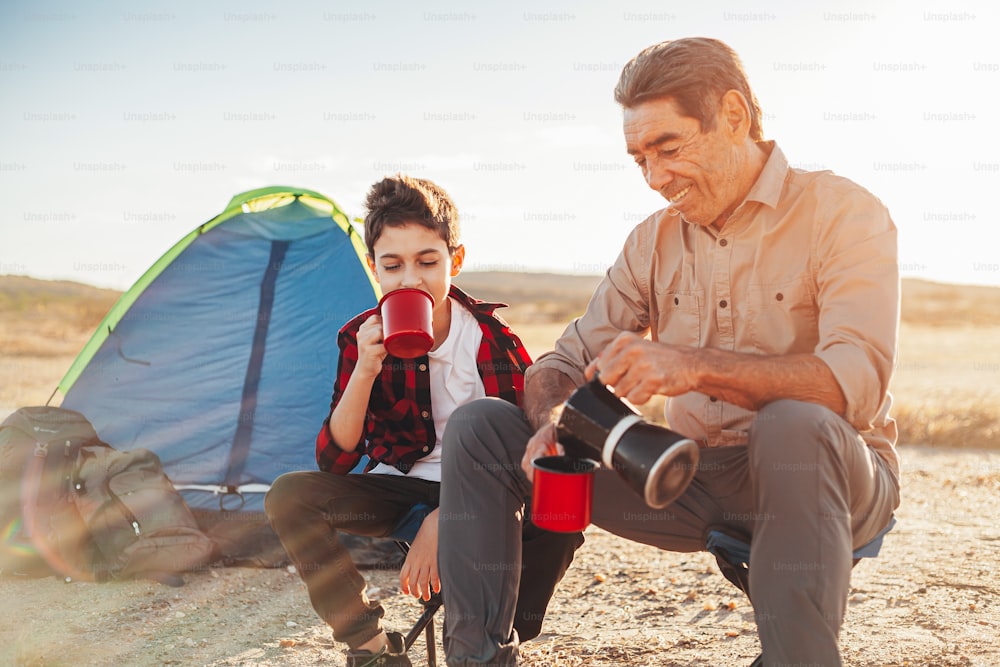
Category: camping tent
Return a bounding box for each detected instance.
[58,186,380,514]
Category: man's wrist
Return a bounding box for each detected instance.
[524,367,577,430]
[526,404,561,432]
[682,346,706,393]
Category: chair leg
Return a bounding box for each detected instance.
[402,595,443,651]
[425,619,437,667]
[711,545,752,603]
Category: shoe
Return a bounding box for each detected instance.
[345,631,412,667]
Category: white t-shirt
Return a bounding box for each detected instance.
[369,298,486,481]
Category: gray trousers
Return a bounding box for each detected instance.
[438,398,899,667]
[265,470,582,651]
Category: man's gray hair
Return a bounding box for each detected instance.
[614,37,764,141]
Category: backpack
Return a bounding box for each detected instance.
[0,406,216,584]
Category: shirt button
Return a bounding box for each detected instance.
[674,297,679,305]
[418,363,428,371]
[719,300,728,308]
[421,411,430,419]
[775,293,784,301]
[422,446,430,452]
[719,238,728,247]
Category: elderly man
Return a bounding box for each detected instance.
[439,37,900,667]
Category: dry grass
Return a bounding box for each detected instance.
[2,274,999,448]
[901,278,1000,327]
[0,276,117,356]
[0,276,120,407]
[890,323,1000,447]
[456,272,601,325]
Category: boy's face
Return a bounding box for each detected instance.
[367,223,464,316]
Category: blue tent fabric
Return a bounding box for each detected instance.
[61,190,378,512]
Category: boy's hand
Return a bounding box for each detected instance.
[355,314,388,378]
[399,508,440,601]
[521,423,562,482]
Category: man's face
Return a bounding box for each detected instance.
[624,97,741,229]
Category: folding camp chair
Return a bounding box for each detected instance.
[705,516,897,667]
[388,503,443,667]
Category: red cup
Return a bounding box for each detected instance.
[379,288,435,358]
[530,456,598,533]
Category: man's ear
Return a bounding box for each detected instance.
[365,253,380,283]
[450,245,466,277]
[719,89,751,141]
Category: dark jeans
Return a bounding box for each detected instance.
[265,471,583,650]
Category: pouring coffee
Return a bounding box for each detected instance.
[554,377,700,509]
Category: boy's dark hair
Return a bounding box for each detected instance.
[363,175,460,254]
[614,37,764,142]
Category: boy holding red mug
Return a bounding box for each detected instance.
[265,175,582,666]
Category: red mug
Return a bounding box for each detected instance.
[379,288,435,358]
[530,455,599,533]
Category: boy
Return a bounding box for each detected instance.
[265,175,582,667]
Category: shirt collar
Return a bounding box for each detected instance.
[743,140,787,209]
[448,283,507,317]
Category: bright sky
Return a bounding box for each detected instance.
[1,0,998,291]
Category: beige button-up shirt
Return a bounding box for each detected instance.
[529,142,899,477]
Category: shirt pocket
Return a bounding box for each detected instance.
[746,278,819,354]
[654,288,703,347]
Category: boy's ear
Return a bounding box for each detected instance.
[450,245,466,277]
[365,254,380,283]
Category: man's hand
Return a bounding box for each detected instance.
[584,331,697,405]
[399,508,440,601]
[520,423,562,482]
[584,331,848,417]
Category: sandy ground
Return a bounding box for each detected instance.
[1,444,998,667]
[3,277,999,666]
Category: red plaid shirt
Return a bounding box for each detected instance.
[316,285,532,475]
